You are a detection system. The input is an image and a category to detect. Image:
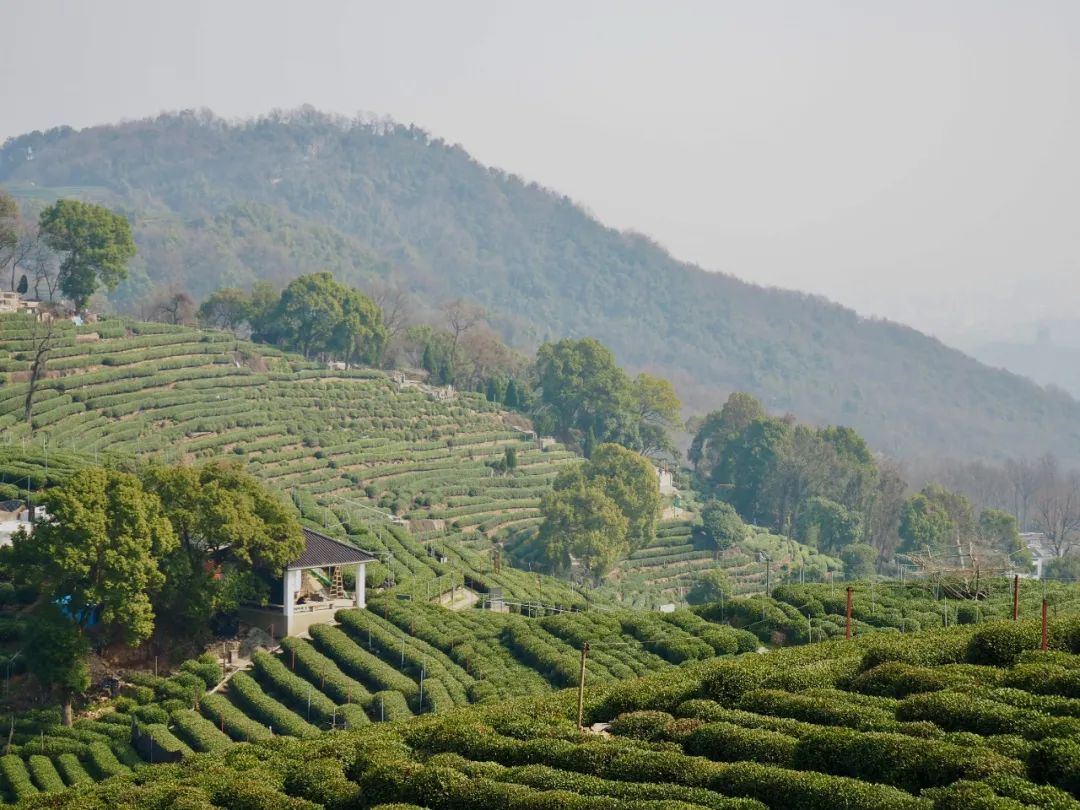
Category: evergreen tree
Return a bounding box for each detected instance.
[583,426,597,459]
[15,274,27,295]
[504,378,520,409]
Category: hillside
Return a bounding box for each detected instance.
[7,613,1080,808]
[3,111,1080,465]
[0,313,594,610]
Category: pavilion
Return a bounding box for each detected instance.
[237,527,377,638]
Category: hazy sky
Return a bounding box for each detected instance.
[3,0,1079,344]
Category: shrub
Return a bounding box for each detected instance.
[967,622,1042,667]
[922,780,1025,810]
[171,708,233,754]
[898,691,1080,740]
[54,753,92,787]
[608,711,676,741]
[252,649,337,724]
[371,690,413,723]
[1030,737,1080,798]
[279,636,372,706]
[180,653,224,688]
[0,754,37,801]
[736,689,895,731]
[283,756,360,810]
[199,692,273,743]
[791,726,1024,792]
[684,722,798,766]
[227,671,321,738]
[309,625,418,698]
[85,741,129,779]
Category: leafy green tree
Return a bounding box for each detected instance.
[336,287,388,367]
[533,337,632,442]
[697,499,745,551]
[23,604,90,726]
[504,378,520,409]
[537,481,628,579]
[38,199,135,309]
[688,392,765,476]
[247,281,281,343]
[582,426,597,459]
[898,488,959,557]
[716,417,789,524]
[141,462,304,636]
[796,496,863,552]
[15,274,27,295]
[274,272,344,357]
[629,373,682,458]
[686,569,732,606]
[1043,553,1080,582]
[13,467,175,645]
[504,445,517,471]
[841,543,877,580]
[198,287,251,333]
[0,191,16,252]
[573,442,662,549]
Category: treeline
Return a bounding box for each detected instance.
[201,281,684,459]
[689,392,1031,574]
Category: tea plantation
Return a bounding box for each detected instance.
[4,617,1080,809]
[1,313,1079,807]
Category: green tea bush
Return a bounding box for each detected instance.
[227,671,320,738]
[54,753,92,787]
[199,692,273,742]
[791,726,1024,792]
[0,754,38,801]
[684,721,798,766]
[171,709,233,754]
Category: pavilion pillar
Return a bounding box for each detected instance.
[355,563,366,609]
[283,569,300,635]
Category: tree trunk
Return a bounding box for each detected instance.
[62,698,73,727]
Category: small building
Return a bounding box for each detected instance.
[0,292,39,315]
[236,528,377,638]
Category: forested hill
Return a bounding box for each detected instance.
[3,109,1079,464]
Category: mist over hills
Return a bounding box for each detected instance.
[2,108,1078,465]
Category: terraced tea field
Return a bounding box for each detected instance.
[10,615,1080,809]
[0,313,590,607]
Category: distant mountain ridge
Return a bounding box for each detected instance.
[3,108,1079,464]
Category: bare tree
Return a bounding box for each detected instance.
[444,298,484,382]
[3,223,41,293]
[28,238,60,301]
[1032,456,1080,557]
[369,281,412,367]
[154,290,196,325]
[1004,457,1039,529]
[24,316,61,425]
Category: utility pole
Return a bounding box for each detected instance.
[845,586,853,640]
[576,642,589,731]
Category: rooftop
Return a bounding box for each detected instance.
[286,527,377,570]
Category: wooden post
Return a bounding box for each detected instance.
[291,649,296,671]
[1041,599,1049,651]
[576,642,589,731]
[1013,575,1020,621]
[845,586,853,640]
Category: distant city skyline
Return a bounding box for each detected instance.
[3,0,1079,344]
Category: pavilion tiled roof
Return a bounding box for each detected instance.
[286,527,378,570]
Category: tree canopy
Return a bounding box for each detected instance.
[532,337,681,459]
[13,467,175,645]
[535,442,661,579]
[141,462,304,635]
[38,199,135,309]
